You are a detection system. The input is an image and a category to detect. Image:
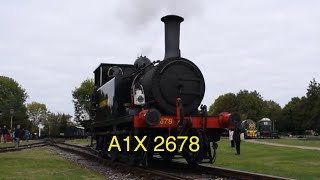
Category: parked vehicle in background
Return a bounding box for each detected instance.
[240,118,279,139]
[241,119,257,139]
[257,118,273,137]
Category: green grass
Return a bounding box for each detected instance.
[214,138,320,180]
[255,138,320,148]
[65,138,91,145]
[0,140,39,148]
[0,147,105,180]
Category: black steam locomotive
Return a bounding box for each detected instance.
[91,15,238,166]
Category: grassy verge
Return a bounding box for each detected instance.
[255,138,320,148]
[65,138,90,145]
[0,140,39,148]
[214,138,320,179]
[0,147,105,180]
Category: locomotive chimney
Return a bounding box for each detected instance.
[161,15,184,60]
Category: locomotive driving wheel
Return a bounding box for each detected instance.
[105,135,119,162]
[108,148,119,162]
[182,129,206,166]
[160,151,175,162]
[127,152,137,166]
[97,136,107,158]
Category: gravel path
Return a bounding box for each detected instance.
[246,140,320,151]
[48,146,141,180]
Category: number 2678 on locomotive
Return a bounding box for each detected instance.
[107,136,200,152]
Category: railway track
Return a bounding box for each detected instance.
[0,141,47,153]
[50,142,292,180]
[154,159,292,180]
[0,140,293,179]
[50,142,187,180]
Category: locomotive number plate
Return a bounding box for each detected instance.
[160,117,173,125]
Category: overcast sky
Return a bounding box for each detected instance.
[1,0,319,116]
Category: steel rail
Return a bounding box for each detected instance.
[51,142,293,180]
[0,142,47,153]
[51,142,189,180]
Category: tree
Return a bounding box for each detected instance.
[279,97,305,133]
[43,112,72,137]
[209,90,278,121]
[306,78,320,98]
[72,79,94,122]
[27,102,47,126]
[209,78,320,134]
[279,78,320,133]
[262,100,282,127]
[208,93,238,116]
[305,78,320,132]
[236,90,265,120]
[0,76,28,128]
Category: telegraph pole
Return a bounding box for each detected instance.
[10,109,14,130]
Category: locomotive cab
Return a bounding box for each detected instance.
[93,64,135,120]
